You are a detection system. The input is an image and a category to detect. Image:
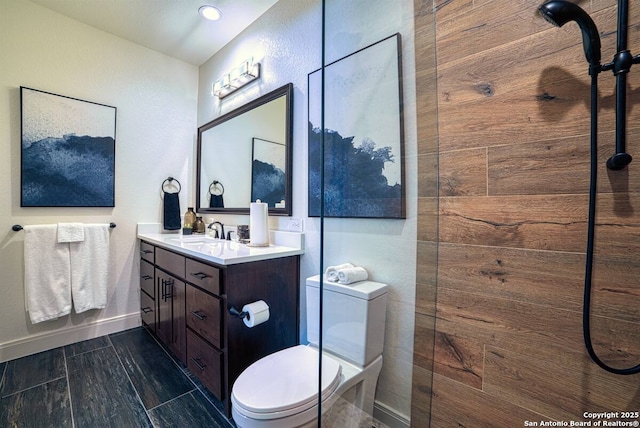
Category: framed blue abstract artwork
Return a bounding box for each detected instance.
[251,137,286,208]
[20,87,116,207]
[308,33,405,218]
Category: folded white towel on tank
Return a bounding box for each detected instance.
[337,267,369,285]
[325,263,355,282]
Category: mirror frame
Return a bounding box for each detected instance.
[196,83,293,216]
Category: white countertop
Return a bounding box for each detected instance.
[137,223,304,266]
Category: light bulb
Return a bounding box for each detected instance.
[199,5,221,21]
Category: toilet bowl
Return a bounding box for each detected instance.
[231,276,388,428]
[231,344,383,428]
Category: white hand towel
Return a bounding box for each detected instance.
[70,224,110,313]
[325,263,355,282]
[57,223,84,243]
[337,267,369,285]
[24,225,72,324]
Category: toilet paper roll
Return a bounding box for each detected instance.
[242,300,270,328]
[249,200,269,246]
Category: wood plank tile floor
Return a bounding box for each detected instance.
[0,327,235,428]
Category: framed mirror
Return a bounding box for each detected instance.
[196,83,293,215]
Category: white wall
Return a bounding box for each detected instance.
[0,0,198,360]
[197,0,416,423]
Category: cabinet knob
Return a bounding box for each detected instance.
[141,307,153,314]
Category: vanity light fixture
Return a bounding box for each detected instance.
[212,58,261,99]
[198,5,222,21]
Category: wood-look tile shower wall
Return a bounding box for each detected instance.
[412,0,640,426]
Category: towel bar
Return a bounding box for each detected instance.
[12,223,116,232]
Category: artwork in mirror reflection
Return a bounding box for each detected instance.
[251,138,286,208]
[308,33,404,218]
[197,83,292,215]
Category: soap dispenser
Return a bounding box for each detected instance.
[183,207,196,235]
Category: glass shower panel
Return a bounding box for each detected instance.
[316,0,438,426]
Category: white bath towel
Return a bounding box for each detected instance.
[325,263,355,282]
[70,224,110,313]
[24,225,72,324]
[337,267,369,285]
[57,223,84,243]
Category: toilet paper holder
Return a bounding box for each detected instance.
[229,306,249,320]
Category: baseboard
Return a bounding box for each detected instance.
[0,313,140,363]
[373,401,410,428]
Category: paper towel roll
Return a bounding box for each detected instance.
[250,200,269,246]
[242,300,270,328]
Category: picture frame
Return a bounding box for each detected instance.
[251,137,287,208]
[308,33,405,218]
[20,87,117,207]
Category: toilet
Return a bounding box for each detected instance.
[231,274,389,428]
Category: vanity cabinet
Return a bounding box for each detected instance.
[156,269,186,363]
[138,239,300,416]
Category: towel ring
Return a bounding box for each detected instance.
[209,180,224,196]
[162,177,181,194]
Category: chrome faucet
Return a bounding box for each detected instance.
[208,221,225,239]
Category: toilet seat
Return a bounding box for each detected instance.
[232,345,342,420]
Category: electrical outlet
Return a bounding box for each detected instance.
[288,217,303,232]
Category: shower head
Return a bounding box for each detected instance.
[539,1,601,66]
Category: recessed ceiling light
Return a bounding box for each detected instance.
[199,5,222,21]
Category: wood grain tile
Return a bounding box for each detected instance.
[438,243,640,322]
[439,147,487,196]
[432,328,483,389]
[484,343,640,421]
[410,364,433,428]
[148,391,229,427]
[417,153,438,198]
[0,377,71,428]
[436,287,640,368]
[67,346,152,427]
[430,372,543,427]
[439,194,589,252]
[109,328,194,410]
[413,0,640,424]
[417,197,438,242]
[63,335,111,357]
[488,129,640,196]
[413,313,436,369]
[1,348,65,397]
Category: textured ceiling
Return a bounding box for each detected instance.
[28,0,280,66]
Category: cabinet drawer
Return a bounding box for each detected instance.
[186,258,221,295]
[140,241,155,263]
[187,329,223,399]
[140,290,155,330]
[186,285,222,348]
[156,247,185,279]
[140,259,155,298]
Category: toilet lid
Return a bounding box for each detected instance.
[232,345,342,417]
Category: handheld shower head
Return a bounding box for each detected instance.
[539,1,601,66]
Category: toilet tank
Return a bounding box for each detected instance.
[306,275,388,367]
